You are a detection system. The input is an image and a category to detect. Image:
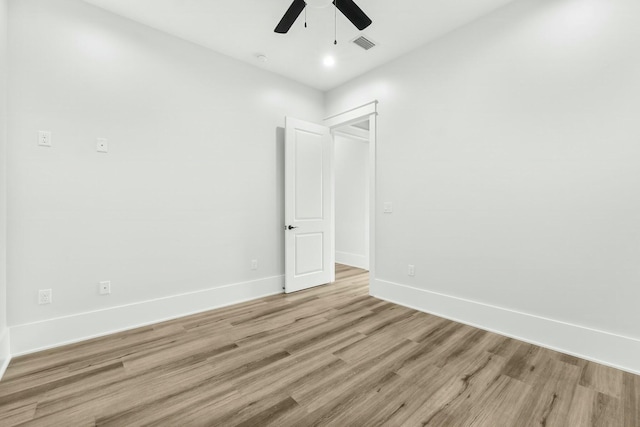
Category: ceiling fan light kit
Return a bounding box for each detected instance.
[274,0,372,35]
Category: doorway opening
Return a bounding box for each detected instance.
[324,101,377,286]
[333,120,370,272]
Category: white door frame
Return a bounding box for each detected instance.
[324,101,378,284]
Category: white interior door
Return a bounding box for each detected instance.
[284,117,333,293]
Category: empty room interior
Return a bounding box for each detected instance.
[1,0,639,425]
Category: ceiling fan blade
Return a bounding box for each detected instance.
[333,0,372,30]
[274,0,306,34]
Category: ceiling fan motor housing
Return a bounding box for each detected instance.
[305,0,334,8]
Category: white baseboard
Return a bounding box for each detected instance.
[10,275,284,357]
[0,328,10,381]
[336,251,369,270]
[371,278,640,375]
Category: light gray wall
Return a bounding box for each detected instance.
[7,0,323,328]
[334,134,368,269]
[326,0,640,362]
[0,0,9,370]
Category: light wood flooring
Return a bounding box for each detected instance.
[1,264,639,426]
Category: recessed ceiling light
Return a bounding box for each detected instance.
[323,56,336,67]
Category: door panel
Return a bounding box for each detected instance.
[295,233,324,275]
[294,130,324,220]
[285,117,333,293]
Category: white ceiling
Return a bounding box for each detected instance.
[82,0,515,91]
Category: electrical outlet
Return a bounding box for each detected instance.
[99,281,111,295]
[97,138,108,153]
[38,131,52,147]
[251,259,258,270]
[38,289,52,304]
[408,265,415,277]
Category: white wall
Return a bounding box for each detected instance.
[0,0,9,375]
[334,133,369,270]
[7,0,323,354]
[326,0,640,373]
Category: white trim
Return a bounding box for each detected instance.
[330,125,336,284]
[10,276,284,357]
[371,278,640,376]
[335,251,369,270]
[0,329,10,380]
[368,114,376,280]
[324,101,378,129]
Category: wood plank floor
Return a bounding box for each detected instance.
[1,264,638,426]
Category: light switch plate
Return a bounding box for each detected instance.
[38,289,52,304]
[384,202,393,213]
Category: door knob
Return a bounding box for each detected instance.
[286,225,298,230]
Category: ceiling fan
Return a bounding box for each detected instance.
[274,0,372,34]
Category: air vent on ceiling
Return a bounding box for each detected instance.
[352,35,376,51]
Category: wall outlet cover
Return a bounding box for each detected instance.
[99,281,111,295]
[97,138,108,153]
[38,131,52,147]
